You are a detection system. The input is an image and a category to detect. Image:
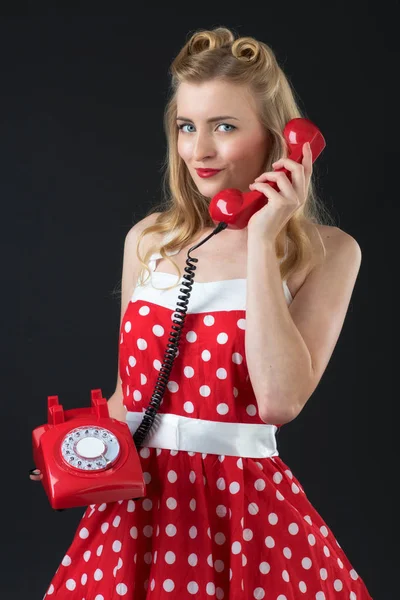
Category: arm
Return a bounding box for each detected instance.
[245,228,362,425]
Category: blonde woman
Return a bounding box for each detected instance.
[32,27,372,599]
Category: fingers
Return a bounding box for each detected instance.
[29,468,43,481]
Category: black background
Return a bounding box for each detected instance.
[1,9,392,599]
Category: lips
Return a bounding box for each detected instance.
[196,168,222,178]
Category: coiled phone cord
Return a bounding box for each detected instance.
[133,220,228,449]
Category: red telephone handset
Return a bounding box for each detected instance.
[208,118,326,229]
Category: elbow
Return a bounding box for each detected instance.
[258,397,303,426]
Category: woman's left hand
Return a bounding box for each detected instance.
[247,141,313,239]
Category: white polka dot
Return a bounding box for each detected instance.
[255,478,266,491]
[350,569,359,580]
[277,596,287,600]
[143,525,153,537]
[248,502,259,515]
[288,522,299,535]
[133,389,142,401]
[130,526,138,539]
[112,540,122,552]
[167,470,178,483]
[101,523,109,534]
[337,557,344,569]
[214,559,224,572]
[140,373,147,384]
[232,352,243,364]
[184,366,195,378]
[200,385,211,397]
[283,547,292,559]
[232,541,241,554]
[187,581,199,594]
[216,588,224,599]
[216,367,227,379]
[216,477,226,490]
[151,579,156,591]
[265,536,275,548]
[46,584,55,595]
[243,528,253,541]
[204,315,215,326]
[137,338,147,350]
[189,498,196,511]
[216,505,227,518]
[259,562,270,574]
[186,331,197,342]
[113,516,121,528]
[308,533,316,545]
[166,497,177,509]
[139,305,150,315]
[233,387,239,397]
[165,551,176,564]
[237,318,246,329]
[237,457,243,469]
[189,470,196,483]
[323,545,330,557]
[61,555,71,566]
[66,579,76,591]
[94,569,103,581]
[253,588,265,599]
[268,512,278,525]
[291,482,300,494]
[188,553,198,566]
[98,503,107,512]
[246,403,257,416]
[217,403,229,415]
[273,471,283,484]
[282,569,290,582]
[301,557,312,569]
[350,593,357,600]
[285,469,293,479]
[315,593,326,600]
[166,524,177,537]
[96,545,103,556]
[215,532,226,545]
[207,554,213,567]
[167,380,179,392]
[299,581,307,593]
[229,481,240,494]
[124,321,131,333]
[153,359,162,370]
[320,525,329,537]
[143,498,154,512]
[217,332,228,344]
[189,526,197,538]
[304,515,312,525]
[79,527,89,539]
[116,583,128,595]
[320,568,328,580]
[334,579,343,591]
[81,573,87,584]
[163,579,175,592]
[202,350,211,361]
[183,401,194,413]
[140,447,150,458]
[242,554,247,566]
[206,582,216,595]
[152,324,164,337]
[143,472,151,484]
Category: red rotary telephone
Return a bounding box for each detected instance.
[32,117,325,510]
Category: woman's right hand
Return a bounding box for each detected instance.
[29,468,43,481]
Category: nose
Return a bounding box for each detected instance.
[192,131,216,162]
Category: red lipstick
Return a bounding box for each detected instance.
[195,169,222,178]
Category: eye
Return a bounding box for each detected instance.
[177,123,195,133]
[218,123,236,132]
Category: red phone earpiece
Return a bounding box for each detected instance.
[208,118,326,230]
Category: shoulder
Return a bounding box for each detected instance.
[124,211,162,251]
[313,223,362,267]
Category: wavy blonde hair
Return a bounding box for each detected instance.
[135,26,336,290]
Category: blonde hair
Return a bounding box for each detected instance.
[135,26,336,291]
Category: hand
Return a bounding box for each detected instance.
[247,142,313,239]
[29,468,43,482]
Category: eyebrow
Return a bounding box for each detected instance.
[176,115,240,123]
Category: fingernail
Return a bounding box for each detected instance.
[29,468,40,475]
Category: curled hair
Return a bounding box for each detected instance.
[132,27,335,291]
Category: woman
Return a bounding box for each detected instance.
[31,26,372,599]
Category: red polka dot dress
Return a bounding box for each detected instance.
[42,248,372,600]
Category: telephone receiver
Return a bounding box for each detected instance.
[208,117,326,229]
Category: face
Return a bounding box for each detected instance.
[176,79,270,198]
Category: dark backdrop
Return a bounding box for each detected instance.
[1,10,391,600]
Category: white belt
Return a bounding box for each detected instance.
[125,412,279,459]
